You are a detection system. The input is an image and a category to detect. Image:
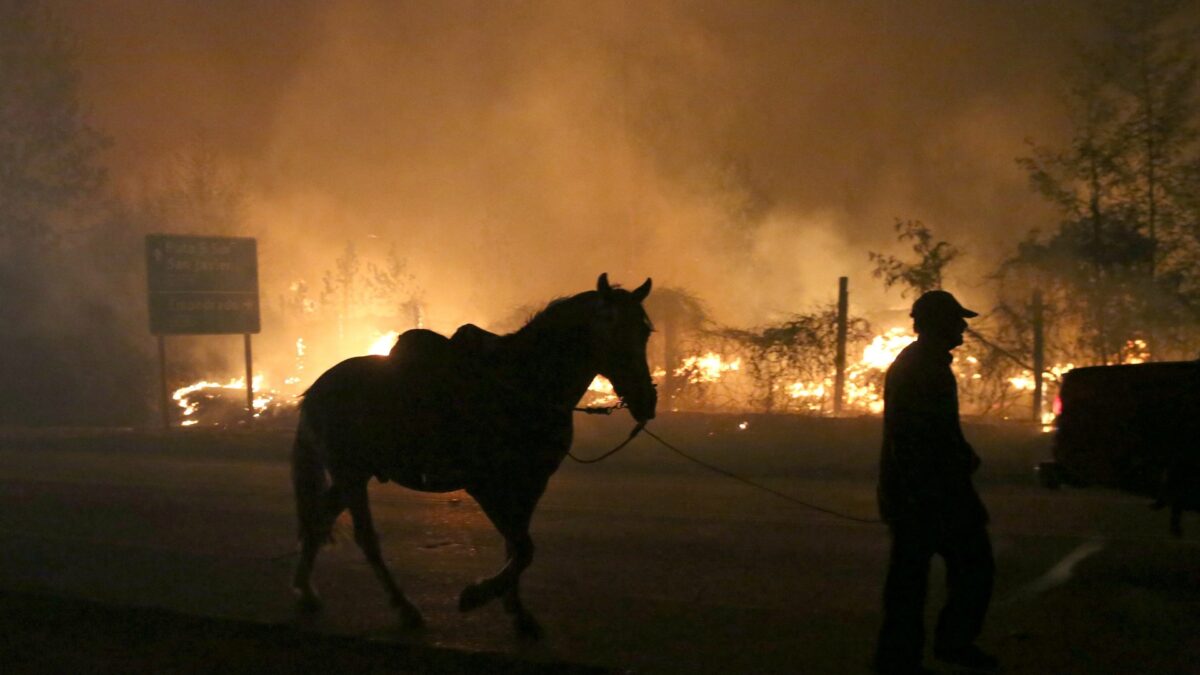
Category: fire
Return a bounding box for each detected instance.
[171,314,1099,427]
[839,327,915,414]
[585,375,619,406]
[367,331,401,356]
[172,330,408,427]
[861,328,916,369]
[788,380,825,400]
[172,376,270,426]
[1122,338,1149,364]
[1008,375,1036,391]
[675,352,741,384]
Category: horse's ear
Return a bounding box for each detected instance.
[597,273,612,298]
[632,278,652,302]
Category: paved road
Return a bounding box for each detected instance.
[0,420,1196,673]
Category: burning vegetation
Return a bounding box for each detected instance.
[172,307,1134,430]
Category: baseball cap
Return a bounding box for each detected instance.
[910,290,978,321]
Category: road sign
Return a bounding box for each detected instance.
[145,234,260,335]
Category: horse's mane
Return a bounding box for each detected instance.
[513,287,653,340]
[514,290,600,337]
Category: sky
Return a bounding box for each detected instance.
[54,0,1100,334]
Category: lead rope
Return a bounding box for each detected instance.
[567,422,645,463]
[640,428,882,524]
[568,418,882,525]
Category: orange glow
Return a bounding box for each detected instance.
[675,352,741,384]
[368,331,401,356]
[172,375,271,424]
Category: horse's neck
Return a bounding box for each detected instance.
[496,327,595,409]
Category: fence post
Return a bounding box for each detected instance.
[1031,290,1045,422]
[834,276,848,415]
[662,314,678,410]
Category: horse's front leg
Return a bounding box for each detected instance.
[461,475,546,639]
[501,543,542,639]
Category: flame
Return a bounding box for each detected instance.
[839,327,915,414]
[1122,338,1149,364]
[367,331,401,356]
[861,328,917,369]
[172,329,401,427]
[788,380,826,399]
[1008,375,1036,391]
[586,374,619,406]
[172,375,270,423]
[675,352,741,384]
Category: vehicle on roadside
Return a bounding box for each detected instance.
[1037,360,1200,535]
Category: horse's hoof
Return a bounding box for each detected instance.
[514,613,543,641]
[458,582,491,612]
[394,600,425,629]
[294,589,323,613]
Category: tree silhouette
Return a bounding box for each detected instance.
[869,219,962,298]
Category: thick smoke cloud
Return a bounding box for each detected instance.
[59,0,1089,332]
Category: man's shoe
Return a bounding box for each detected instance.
[934,644,999,671]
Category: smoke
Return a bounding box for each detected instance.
[55,0,1092,355]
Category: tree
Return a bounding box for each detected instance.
[133,135,247,236]
[1008,0,1200,363]
[0,0,107,249]
[0,3,161,426]
[714,306,871,414]
[868,219,962,297]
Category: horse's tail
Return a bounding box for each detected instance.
[291,406,330,544]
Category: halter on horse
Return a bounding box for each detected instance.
[291,273,656,638]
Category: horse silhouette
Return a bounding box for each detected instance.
[291,273,656,638]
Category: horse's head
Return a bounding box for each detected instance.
[591,273,657,423]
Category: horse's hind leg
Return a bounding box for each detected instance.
[344,481,424,629]
[292,484,347,611]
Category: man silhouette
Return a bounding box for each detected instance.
[873,290,997,674]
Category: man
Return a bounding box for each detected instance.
[873,290,998,674]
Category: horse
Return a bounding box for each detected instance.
[290,273,656,638]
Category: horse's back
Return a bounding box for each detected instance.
[300,331,491,490]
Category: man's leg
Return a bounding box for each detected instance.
[933,521,996,667]
[875,522,934,671]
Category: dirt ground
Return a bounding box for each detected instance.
[0,590,610,674]
[0,414,1195,674]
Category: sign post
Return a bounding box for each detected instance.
[145,234,260,428]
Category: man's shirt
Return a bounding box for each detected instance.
[877,339,985,524]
